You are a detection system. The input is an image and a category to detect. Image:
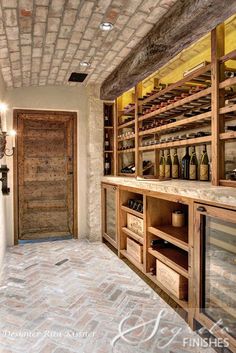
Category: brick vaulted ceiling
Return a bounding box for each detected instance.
[0,0,178,89]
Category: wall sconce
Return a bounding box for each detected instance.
[0,165,10,195]
[0,102,16,159]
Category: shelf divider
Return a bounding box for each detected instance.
[122,227,144,244]
[148,225,189,252]
[148,247,189,278]
[121,205,144,219]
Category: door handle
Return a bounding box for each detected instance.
[197,206,206,212]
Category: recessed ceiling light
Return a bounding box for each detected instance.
[80,61,91,67]
[100,22,113,31]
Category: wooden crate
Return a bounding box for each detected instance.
[127,213,144,237]
[156,259,188,299]
[127,237,143,263]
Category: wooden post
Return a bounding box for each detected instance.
[135,83,142,177]
[211,24,225,186]
[114,99,118,176]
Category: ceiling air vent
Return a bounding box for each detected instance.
[68,72,88,82]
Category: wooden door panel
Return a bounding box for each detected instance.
[23,181,66,200]
[24,158,66,182]
[16,111,76,240]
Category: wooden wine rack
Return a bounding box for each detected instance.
[113,24,236,187]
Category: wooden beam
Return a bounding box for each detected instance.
[100,0,236,100]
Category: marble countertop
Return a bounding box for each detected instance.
[102,176,236,208]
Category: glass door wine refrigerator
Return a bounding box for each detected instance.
[194,203,236,352]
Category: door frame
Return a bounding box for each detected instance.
[13,109,78,244]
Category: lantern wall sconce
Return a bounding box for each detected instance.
[0,165,10,195]
[0,102,16,159]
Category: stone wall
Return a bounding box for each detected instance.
[87,84,104,241]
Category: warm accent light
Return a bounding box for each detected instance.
[0,102,7,132]
[99,22,113,31]
[8,130,16,148]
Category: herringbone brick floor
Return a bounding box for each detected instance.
[0,240,216,353]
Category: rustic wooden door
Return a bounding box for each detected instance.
[14,110,77,241]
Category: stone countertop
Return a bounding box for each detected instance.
[102,176,236,208]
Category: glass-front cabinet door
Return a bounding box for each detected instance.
[102,183,118,249]
[194,203,236,351]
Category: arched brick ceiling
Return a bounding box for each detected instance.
[0,0,178,88]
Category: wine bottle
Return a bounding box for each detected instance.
[159,150,165,178]
[104,106,110,127]
[104,133,110,151]
[165,149,172,178]
[224,71,236,78]
[182,147,190,179]
[172,148,179,179]
[151,239,170,250]
[104,153,111,175]
[199,145,209,181]
[189,146,198,180]
[121,163,135,174]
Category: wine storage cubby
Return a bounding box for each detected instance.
[103,102,115,176]
[119,189,144,271]
[146,196,189,307]
[118,187,191,310]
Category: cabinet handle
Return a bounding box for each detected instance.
[113,187,116,191]
[197,206,206,212]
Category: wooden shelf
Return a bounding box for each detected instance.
[148,225,189,252]
[118,173,135,177]
[148,247,189,278]
[120,249,144,272]
[118,106,135,117]
[219,76,236,89]
[146,272,188,309]
[139,87,211,122]
[118,120,135,129]
[220,49,236,63]
[121,205,144,219]
[220,131,236,140]
[138,64,211,107]
[104,126,114,129]
[139,135,211,151]
[122,227,144,244]
[139,111,211,137]
[104,150,113,153]
[118,148,135,153]
[219,179,236,187]
[220,104,236,115]
[118,134,135,142]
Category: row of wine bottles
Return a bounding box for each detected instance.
[142,87,210,115]
[159,145,210,181]
[127,199,143,213]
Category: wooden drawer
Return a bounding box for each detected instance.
[127,237,143,263]
[127,213,144,237]
[156,259,188,299]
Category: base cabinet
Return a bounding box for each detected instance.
[194,203,236,353]
[102,183,118,249]
[101,182,236,352]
